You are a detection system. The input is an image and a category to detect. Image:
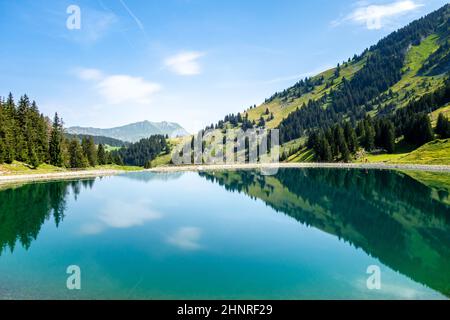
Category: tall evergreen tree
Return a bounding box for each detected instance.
[381,120,396,153]
[344,122,358,154]
[0,100,5,163]
[15,95,30,162]
[68,139,88,168]
[49,113,64,167]
[436,113,450,138]
[1,93,16,163]
[404,113,434,146]
[334,125,349,159]
[81,136,97,167]
[361,118,375,151]
[97,144,107,165]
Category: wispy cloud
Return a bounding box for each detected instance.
[75,68,162,104]
[99,200,162,228]
[118,0,146,34]
[79,199,162,235]
[167,227,202,250]
[333,1,423,30]
[164,51,206,76]
[66,8,117,44]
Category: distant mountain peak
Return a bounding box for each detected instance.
[67,121,189,143]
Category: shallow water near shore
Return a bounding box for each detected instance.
[0,168,449,299]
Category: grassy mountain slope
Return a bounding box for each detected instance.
[255,5,449,163]
[244,58,366,129]
[237,8,449,131]
[151,5,450,167]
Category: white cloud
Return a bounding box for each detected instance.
[334,1,423,30]
[78,199,162,235]
[164,51,205,76]
[75,68,162,105]
[97,75,161,104]
[167,227,202,250]
[99,200,162,228]
[66,9,117,44]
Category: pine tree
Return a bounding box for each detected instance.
[341,143,351,162]
[2,95,14,163]
[361,119,375,151]
[382,120,396,153]
[343,121,358,153]
[144,160,152,169]
[0,100,5,164]
[0,94,16,163]
[436,113,450,138]
[321,137,333,162]
[68,139,88,168]
[0,139,4,164]
[49,113,64,167]
[97,144,107,165]
[24,100,41,168]
[81,137,97,167]
[258,116,266,128]
[334,125,349,159]
[15,95,30,162]
[404,113,434,146]
[29,101,49,164]
[314,132,332,162]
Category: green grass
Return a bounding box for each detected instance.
[391,139,450,165]
[0,162,66,175]
[354,140,417,163]
[353,139,450,165]
[0,161,142,175]
[287,147,315,162]
[147,137,186,168]
[379,34,445,111]
[243,34,443,129]
[149,152,172,168]
[430,103,450,126]
[89,164,142,171]
[105,145,122,152]
[244,58,366,128]
[355,153,409,163]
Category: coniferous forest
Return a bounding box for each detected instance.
[0,93,168,169]
[202,4,450,164]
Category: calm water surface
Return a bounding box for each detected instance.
[0,168,449,299]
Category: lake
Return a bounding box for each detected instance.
[0,168,449,299]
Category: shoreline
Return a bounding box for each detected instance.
[0,162,449,186]
[146,162,450,173]
[0,169,129,186]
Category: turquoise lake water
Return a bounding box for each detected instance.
[0,169,449,299]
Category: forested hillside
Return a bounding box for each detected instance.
[0,93,167,170]
[206,4,450,164]
[65,133,127,148]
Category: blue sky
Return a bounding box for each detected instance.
[0,0,448,132]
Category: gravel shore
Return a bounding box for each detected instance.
[146,162,450,173]
[0,169,127,185]
[0,162,449,186]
